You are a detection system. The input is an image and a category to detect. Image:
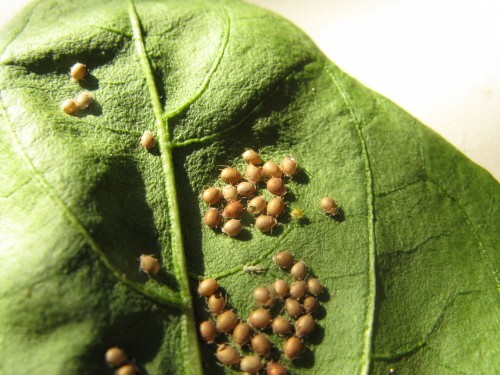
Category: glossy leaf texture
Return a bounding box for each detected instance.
[0,0,498,374]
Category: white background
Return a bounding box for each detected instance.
[1,0,499,181]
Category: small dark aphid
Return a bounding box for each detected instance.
[289,281,307,300]
[273,279,289,299]
[266,197,285,217]
[246,164,263,183]
[216,344,240,366]
[240,355,262,374]
[290,261,308,280]
[295,314,315,337]
[208,294,226,315]
[255,215,277,233]
[236,181,255,198]
[197,278,218,297]
[140,130,156,150]
[251,334,271,357]
[220,167,242,185]
[222,184,238,201]
[253,286,274,307]
[70,62,87,80]
[202,187,221,205]
[216,310,238,333]
[116,364,137,375]
[262,161,282,178]
[222,201,244,219]
[273,251,294,269]
[232,322,252,346]
[248,308,272,329]
[267,362,287,375]
[303,296,318,314]
[204,208,222,228]
[242,149,262,165]
[75,91,92,110]
[285,298,303,318]
[272,316,292,336]
[199,320,217,343]
[105,347,127,368]
[320,196,338,216]
[222,219,242,237]
[61,99,77,115]
[247,196,266,215]
[283,336,303,359]
[139,254,161,276]
[307,278,323,296]
[290,208,304,220]
[267,177,286,196]
[280,156,298,177]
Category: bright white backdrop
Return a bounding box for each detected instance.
[1,0,499,180]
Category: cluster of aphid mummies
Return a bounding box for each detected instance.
[104,346,138,375]
[201,149,299,237]
[60,63,94,115]
[198,251,324,374]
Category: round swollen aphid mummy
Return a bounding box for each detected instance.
[232,322,252,346]
[248,308,272,329]
[216,344,240,366]
[61,99,77,115]
[220,167,242,185]
[289,281,307,300]
[70,62,87,80]
[236,181,255,198]
[262,161,282,178]
[204,208,222,228]
[207,294,226,315]
[251,334,271,357]
[273,279,289,299]
[222,200,244,219]
[199,320,217,343]
[285,298,303,318]
[140,130,155,150]
[105,347,128,368]
[266,197,285,217]
[272,316,292,336]
[255,215,277,233]
[75,91,92,110]
[116,364,137,375]
[240,355,262,374]
[267,177,286,196]
[273,251,294,269]
[247,196,266,215]
[280,156,298,177]
[242,149,262,165]
[290,208,304,220]
[253,286,274,307]
[303,296,318,314]
[283,336,303,360]
[216,310,238,333]
[295,314,315,337]
[290,261,308,280]
[222,219,242,237]
[245,164,263,183]
[222,184,238,201]
[197,278,218,297]
[307,278,324,296]
[320,196,338,216]
[202,187,221,205]
[139,254,161,276]
[267,362,288,375]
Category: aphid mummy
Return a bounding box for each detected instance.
[273,251,294,269]
[290,260,308,280]
[222,219,242,237]
[283,336,303,359]
[273,279,289,299]
[222,185,238,201]
[207,294,226,315]
[295,314,315,337]
[289,280,307,299]
[199,320,217,343]
[216,310,238,333]
[139,254,161,276]
[61,99,77,114]
[232,322,252,346]
[222,200,244,219]
[202,187,221,205]
[255,215,277,233]
[267,177,286,196]
[245,164,263,183]
[251,334,271,357]
[140,130,156,150]
[242,149,262,165]
[253,286,274,307]
[236,181,255,198]
[116,364,137,375]
[267,362,287,375]
[75,91,92,110]
[216,344,240,366]
[320,196,338,216]
[247,196,266,215]
[197,278,218,297]
[220,167,242,185]
[306,278,323,296]
[248,308,272,329]
[240,355,262,374]
[272,316,292,335]
[204,208,222,228]
[105,347,128,368]
[303,296,318,314]
[70,62,87,80]
[285,298,303,318]
[243,265,264,273]
[280,156,298,177]
[266,197,285,217]
[262,161,282,178]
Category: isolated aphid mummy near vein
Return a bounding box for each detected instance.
[138,254,160,276]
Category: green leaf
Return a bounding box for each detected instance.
[0,0,498,374]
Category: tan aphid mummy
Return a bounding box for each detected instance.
[273,251,294,269]
[320,196,338,216]
[216,310,238,333]
[204,208,222,228]
[220,167,242,185]
[248,308,272,329]
[283,336,303,359]
[273,279,289,299]
[247,196,266,215]
[197,278,218,297]
[267,177,286,196]
[266,197,285,217]
[140,130,155,150]
[267,362,288,375]
[61,99,77,115]
[236,181,255,198]
[222,219,242,237]
[116,364,137,375]
[255,215,277,233]
[272,316,292,335]
[216,344,240,366]
[105,347,128,368]
[290,261,308,280]
[70,62,87,80]
[290,281,307,300]
[251,334,271,357]
[75,91,92,110]
[222,185,238,201]
[295,314,315,337]
[285,298,303,318]
[307,278,323,296]
[139,254,161,276]
[303,296,318,314]
[232,322,252,346]
[207,294,226,315]
[222,200,244,219]
[240,355,262,374]
[253,286,274,307]
[199,320,217,343]
[245,164,263,183]
[242,149,262,165]
[280,156,298,177]
[262,161,282,178]
[202,187,221,205]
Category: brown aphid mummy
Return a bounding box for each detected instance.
[285,298,303,318]
[222,184,238,201]
[202,187,221,205]
[253,286,274,307]
[307,278,324,296]
[116,364,137,375]
[197,278,218,297]
[75,91,92,110]
[139,254,161,276]
[255,215,277,233]
[216,310,238,333]
[280,156,298,177]
[251,334,271,357]
[204,208,222,228]
[247,196,266,215]
[262,161,282,178]
[267,177,286,196]
[140,130,156,150]
[240,355,262,374]
[207,294,226,315]
[70,62,87,80]
[272,316,292,336]
[245,164,263,183]
[303,296,318,314]
[283,336,303,359]
[222,219,242,237]
[216,344,240,366]
[273,251,294,269]
[232,322,252,346]
[236,181,255,198]
[61,99,77,114]
[267,362,288,375]
[295,314,315,337]
[220,167,242,185]
[266,197,285,217]
[290,261,308,280]
[273,279,289,299]
[242,149,262,165]
[199,320,217,343]
[105,347,128,368]
[289,281,307,300]
[248,308,272,329]
[222,200,244,219]
[320,196,338,216]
